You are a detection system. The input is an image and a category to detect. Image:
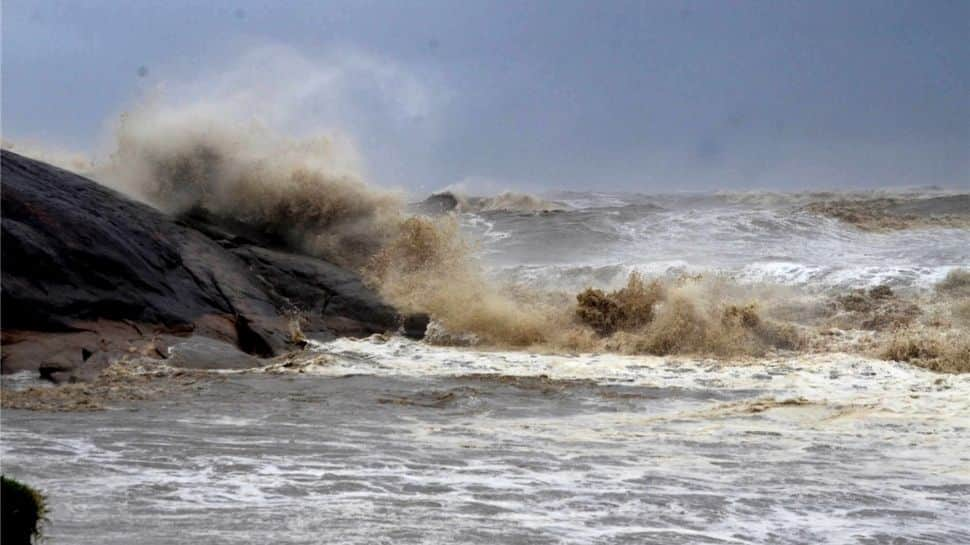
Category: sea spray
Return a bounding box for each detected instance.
[97,108,402,268]
[365,215,559,346]
[86,105,563,346]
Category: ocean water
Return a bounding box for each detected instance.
[3,190,969,544]
[3,342,969,544]
[464,190,970,294]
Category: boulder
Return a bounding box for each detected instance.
[411,191,460,215]
[402,313,431,339]
[166,337,262,370]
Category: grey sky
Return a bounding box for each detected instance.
[3,0,968,193]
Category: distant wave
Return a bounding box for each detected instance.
[803,195,970,231]
[544,188,968,210]
[493,262,963,294]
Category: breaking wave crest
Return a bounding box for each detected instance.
[365,215,561,346]
[97,107,403,268]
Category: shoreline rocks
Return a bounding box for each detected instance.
[1,150,424,382]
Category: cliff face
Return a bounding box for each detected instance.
[1,150,423,379]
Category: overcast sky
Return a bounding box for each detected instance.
[3,0,968,193]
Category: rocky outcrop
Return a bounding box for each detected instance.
[177,208,418,339]
[229,245,402,339]
[411,190,564,215]
[1,150,422,380]
[412,192,461,215]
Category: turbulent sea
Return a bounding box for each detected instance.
[4,190,970,544]
[468,189,969,293]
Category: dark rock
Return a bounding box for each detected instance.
[412,192,460,215]
[177,208,290,250]
[2,330,105,375]
[2,150,251,335]
[1,476,46,545]
[228,245,401,337]
[402,313,431,339]
[72,350,120,382]
[1,150,417,379]
[166,337,262,370]
[1,326,159,383]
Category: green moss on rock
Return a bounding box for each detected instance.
[1,475,47,545]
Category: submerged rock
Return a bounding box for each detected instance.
[1,150,419,381]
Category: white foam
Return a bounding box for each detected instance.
[471,197,970,293]
[6,341,968,544]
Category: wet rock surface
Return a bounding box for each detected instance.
[227,245,401,338]
[166,338,262,370]
[1,150,417,380]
